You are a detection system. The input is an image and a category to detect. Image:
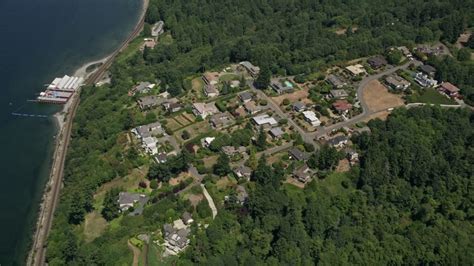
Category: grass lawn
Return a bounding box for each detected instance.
[116,38,143,64]
[407,88,456,105]
[83,211,108,242]
[159,33,173,45]
[317,172,353,196]
[147,243,163,266]
[219,73,240,82]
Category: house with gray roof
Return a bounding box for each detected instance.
[233,165,252,180]
[118,192,148,216]
[269,127,285,139]
[137,95,166,110]
[327,74,347,88]
[330,89,349,99]
[288,147,309,161]
[239,91,253,103]
[292,101,306,112]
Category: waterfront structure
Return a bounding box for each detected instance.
[37,75,84,104]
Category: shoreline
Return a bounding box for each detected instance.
[27,0,149,264]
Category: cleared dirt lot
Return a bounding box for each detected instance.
[362,80,404,112]
[272,88,309,105]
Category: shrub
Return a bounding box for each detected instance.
[139,181,147,189]
[150,179,158,189]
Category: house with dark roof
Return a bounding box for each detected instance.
[293,164,312,183]
[288,147,309,161]
[118,192,148,216]
[271,82,294,95]
[292,101,306,112]
[419,65,436,77]
[239,91,253,103]
[327,135,348,148]
[367,56,387,69]
[181,212,194,225]
[233,165,252,180]
[385,75,410,90]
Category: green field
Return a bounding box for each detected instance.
[407,88,456,105]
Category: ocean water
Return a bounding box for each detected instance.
[0,0,142,264]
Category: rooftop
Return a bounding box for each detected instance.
[252,114,278,126]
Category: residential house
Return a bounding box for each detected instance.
[192,102,219,118]
[397,46,412,58]
[118,192,148,215]
[181,212,194,225]
[438,82,460,98]
[332,100,353,115]
[302,111,321,127]
[233,106,247,117]
[132,122,163,139]
[236,185,249,204]
[345,64,366,76]
[201,137,216,148]
[185,143,200,154]
[151,21,164,37]
[221,146,246,157]
[252,114,278,127]
[293,164,312,183]
[162,98,182,113]
[142,136,158,155]
[203,84,219,98]
[210,112,235,129]
[414,72,437,87]
[326,74,347,88]
[137,95,164,110]
[345,148,359,165]
[244,101,259,115]
[385,75,410,90]
[163,220,191,255]
[233,165,252,180]
[155,152,167,164]
[129,81,155,96]
[330,89,349,99]
[367,56,387,69]
[141,38,156,51]
[239,91,253,103]
[419,65,436,77]
[271,81,294,95]
[288,147,309,161]
[269,127,285,139]
[239,61,260,78]
[327,135,348,148]
[202,72,220,85]
[292,101,306,112]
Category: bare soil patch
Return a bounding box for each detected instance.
[272,89,309,105]
[185,193,204,207]
[362,80,404,112]
[285,177,305,189]
[335,159,351,173]
[169,172,191,186]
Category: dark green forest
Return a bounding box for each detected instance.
[181,107,473,265]
[45,0,474,264]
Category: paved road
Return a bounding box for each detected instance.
[308,61,418,139]
[248,82,317,146]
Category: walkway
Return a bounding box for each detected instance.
[201,184,217,219]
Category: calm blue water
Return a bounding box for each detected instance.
[0,0,142,264]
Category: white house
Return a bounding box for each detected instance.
[302,111,321,127]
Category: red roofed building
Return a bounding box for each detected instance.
[332,100,353,114]
[438,82,460,98]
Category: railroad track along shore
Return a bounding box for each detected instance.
[27,0,148,264]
